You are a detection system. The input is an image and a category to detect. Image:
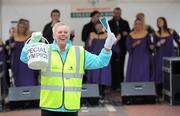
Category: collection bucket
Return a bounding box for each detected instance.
[25,35,49,70]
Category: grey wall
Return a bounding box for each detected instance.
[1,0,180,44]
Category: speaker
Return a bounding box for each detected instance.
[121,82,156,104]
[81,84,100,106]
[81,84,99,98]
[8,86,40,109]
[8,86,40,102]
[163,57,180,105]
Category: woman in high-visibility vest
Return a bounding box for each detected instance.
[20,22,117,116]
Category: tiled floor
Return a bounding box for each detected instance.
[0,91,180,116]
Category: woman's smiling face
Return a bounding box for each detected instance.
[53,24,70,46]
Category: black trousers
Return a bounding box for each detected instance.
[41,109,78,116]
[111,53,125,90]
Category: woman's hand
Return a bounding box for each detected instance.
[104,32,117,51]
[132,40,141,47]
[160,39,166,45]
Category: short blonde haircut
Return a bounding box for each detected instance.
[52,22,70,33]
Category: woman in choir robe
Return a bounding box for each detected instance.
[11,19,36,87]
[154,17,180,96]
[87,22,112,99]
[136,13,156,80]
[126,19,151,82]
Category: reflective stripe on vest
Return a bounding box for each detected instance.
[41,85,62,91]
[41,72,83,78]
[41,85,81,92]
[40,46,84,110]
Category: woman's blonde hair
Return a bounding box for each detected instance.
[17,18,30,36]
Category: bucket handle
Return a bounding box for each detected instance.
[25,36,49,46]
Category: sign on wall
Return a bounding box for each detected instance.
[71,0,116,18]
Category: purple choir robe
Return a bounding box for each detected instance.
[87,33,112,86]
[126,34,151,82]
[154,31,180,84]
[11,41,36,87]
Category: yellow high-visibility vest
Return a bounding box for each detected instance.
[40,46,84,110]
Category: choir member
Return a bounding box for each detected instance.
[126,19,151,82]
